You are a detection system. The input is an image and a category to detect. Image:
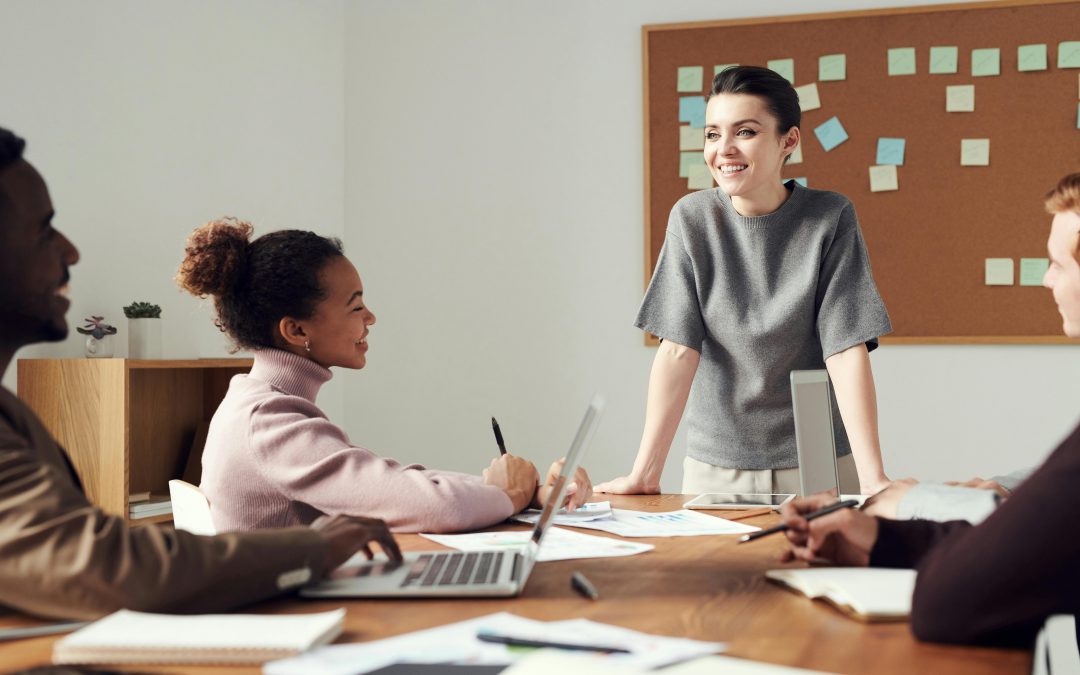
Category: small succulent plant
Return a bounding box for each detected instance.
[76,316,118,340]
[123,301,162,319]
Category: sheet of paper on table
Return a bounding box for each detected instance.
[419,525,653,562]
[536,508,760,538]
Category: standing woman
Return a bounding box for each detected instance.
[597,66,891,497]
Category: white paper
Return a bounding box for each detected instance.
[513,500,613,526]
[420,526,653,562]
[552,508,759,538]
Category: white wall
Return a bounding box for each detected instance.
[343,0,1080,492]
[1,0,348,421]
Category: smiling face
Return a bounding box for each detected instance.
[1043,209,1080,338]
[0,160,79,351]
[282,256,376,370]
[704,93,799,216]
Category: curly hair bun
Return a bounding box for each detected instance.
[176,217,254,298]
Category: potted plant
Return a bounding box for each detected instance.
[76,316,117,358]
[124,301,162,358]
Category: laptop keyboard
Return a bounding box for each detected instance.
[400,551,507,588]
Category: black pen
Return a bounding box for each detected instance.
[476,630,628,654]
[491,417,507,456]
[738,498,860,544]
[571,571,599,601]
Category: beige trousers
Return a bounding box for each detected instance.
[682,453,860,495]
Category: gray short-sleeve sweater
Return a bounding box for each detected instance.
[635,182,891,470]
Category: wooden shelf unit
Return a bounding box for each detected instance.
[16,358,251,524]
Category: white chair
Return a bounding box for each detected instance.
[168,479,217,535]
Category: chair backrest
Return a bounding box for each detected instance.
[168,479,217,535]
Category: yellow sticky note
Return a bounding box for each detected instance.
[679,126,705,151]
[819,54,846,81]
[888,48,916,76]
[946,85,975,112]
[1020,258,1049,286]
[794,83,821,112]
[788,142,803,165]
[971,48,1000,77]
[767,58,795,84]
[687,164,714,190]
[677,66,704,93]
[714,63,739,77]
[985,258,1014,286]
[869,165,898,192]
[961,139,990,166]
[1017,44,1048,72]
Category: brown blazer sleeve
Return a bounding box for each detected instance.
[0,392,329,620]
[871,421,1080,646]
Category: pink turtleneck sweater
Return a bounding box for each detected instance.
[200,349,514,533]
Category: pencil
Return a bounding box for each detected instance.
[738,499,860,544]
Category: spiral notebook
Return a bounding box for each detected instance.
[53,608,344,665]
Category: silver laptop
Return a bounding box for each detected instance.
[790,370,840,497]
[301,395,605,599]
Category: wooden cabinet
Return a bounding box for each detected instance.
[17,358,251,524]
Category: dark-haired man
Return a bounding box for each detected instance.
[0,126,402,620]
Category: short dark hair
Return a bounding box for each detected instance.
[176,218,346,351]
[709,66,801,133]
[0,127,27,218]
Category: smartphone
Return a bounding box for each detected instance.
[682,493,795,510]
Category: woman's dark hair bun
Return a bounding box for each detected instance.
[176,217,253,298]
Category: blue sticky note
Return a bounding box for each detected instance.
[1059,42,1080,69]
[679,96,706,128]
[876,138,906,166]
[814,116,849,152]
[793,177,807,187]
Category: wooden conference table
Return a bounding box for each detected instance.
[0,494,1031,674]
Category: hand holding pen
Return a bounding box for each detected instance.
[775,494,880,566]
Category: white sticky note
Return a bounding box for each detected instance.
[961,139,990,166]
[679,126,705,151]
[869,165,898,192]
[794,83,821,112]
[788,142,803,165]
[767,58,795,83]
[687,163,714,190]
[946,85,975,112]
[985,258,1014,286]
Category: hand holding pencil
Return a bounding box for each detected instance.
[777,494,880,566]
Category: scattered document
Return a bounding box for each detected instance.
[814,116,848,152]
[766,58,794,84]
[765,568,916,622]
[503,651,837,674]
[971,48,1000,77]
[552,508,758,538]
[265,612,724,675]
[946,85,975,112]
[420,526,653,562]
[887,47,916,76]
[677,66,704,93]
[793,83,821,112]
[54,608,344,666]
[1020,258,1050,286]
[1017,44,1048,72]
[869,165,899,193]
[985,258,1014,286]
[514,500,613,525]
[960,138,990,166]
[818,54,846,81]
[929,46,958,74]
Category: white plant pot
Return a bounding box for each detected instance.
[84,334,115,358]
[128,318,162,359]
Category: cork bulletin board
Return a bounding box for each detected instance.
[643,0,1080,344]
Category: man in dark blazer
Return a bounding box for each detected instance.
[0,126,401,620]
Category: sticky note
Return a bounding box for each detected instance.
[679,151,703,178]
[819,54,846,81]
[767,58,795,84]
[1076,102,1080,130]
[814,116,849,152]
[794,83,821,112]
[985,258,1014,286]
[788,142,803,165]
[679,126,705,151]
[946,85,975,112]
[1059,42,1080,69]
[869,165,899,192]
[1020,258,1049,286]
[792,177,807,187]
[971,48,1000,77]
[679,96,706,128]
[714,63,739,76]
[929,46,959,74]
[677,66,704,92]
[1017,44,1048,72]
[960,139,990,166]
[876,138,905,166]
[687,164,714,190]
[888,48,916,75]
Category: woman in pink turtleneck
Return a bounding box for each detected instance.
[177,218,591,534]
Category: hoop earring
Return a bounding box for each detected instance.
[304,340,311,353]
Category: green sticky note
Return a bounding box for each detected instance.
[677,66,704,93]
[819,54,846,81]
[714,63,739,76]
[767,58,795,84]
[888,48,916,75]
[985,258,1014,286]
[1059,42,1080,69]
[1020,258,1049,286]
[972,48,1001,77]
[687,164,713,190]
[928,46,958,74]
[1017,44,1048,72]
[679,151,703,178]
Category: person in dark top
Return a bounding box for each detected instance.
[778,172,1080,646]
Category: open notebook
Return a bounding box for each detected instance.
[52,608,344,665]
[765,568,916,622]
